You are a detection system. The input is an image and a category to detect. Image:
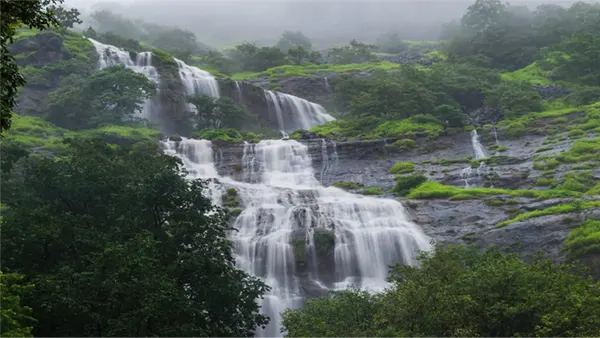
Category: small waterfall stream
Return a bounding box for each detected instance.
[461,129,489,188]
[161,137,431,337]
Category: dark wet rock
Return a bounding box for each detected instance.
[533,84,571,100]
[467,105,503,126]
[168,134,183,142]
[10,32,71,68]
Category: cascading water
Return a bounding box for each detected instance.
[87,38,161,119]
[264,90,335,133]
[461,129,488,187]
[161,137,431,337]
[319,139,338,184]
[174,58,220,101]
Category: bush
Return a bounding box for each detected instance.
[392,174,428,196]
[361,187,384,195]
[331,181,364,190]
[388,138,417,151]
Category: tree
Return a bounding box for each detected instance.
[287,45,309,65]
[461,0,507,32]
[275,31,312,52]
[328,39,378,64]
[187,94,249,129]
[49,5,82,30]
[0,271,36,337]
[0,137,270,336]
[375,32,408,54]
[1,0,64,134]
[46,65,156,129]
[280,245,600,337]
[281,289,379,337]
[552,32,600,86]
[485,81,542,118]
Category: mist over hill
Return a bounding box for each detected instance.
[67,0,592,48]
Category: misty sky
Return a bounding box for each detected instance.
[66,0,596,48]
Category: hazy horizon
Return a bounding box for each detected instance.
[66,0,597,48]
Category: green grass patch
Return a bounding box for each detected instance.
[406,181,579,200]
[564,219,600,259]
[496,201,600,228]
[390,161,415,174]
[230,61,402,81]
[193,128,263,143]
[360,187,384,195]
[500,61,552,85]
[392,174,428,196]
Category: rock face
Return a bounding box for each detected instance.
[203,124,598,264]
[11,32,71,68]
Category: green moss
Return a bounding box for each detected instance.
[331,181,364,190]
[437,157,473,165]
[313,231,335,256]
[360,187,384,195]
[229,208,242,217]
[231,61,402,81]
[372,119,443,139]
[496,146,507,152]
[535,177,557,187]
[535,146,553,153]
[496,201,600,228]
[227,188,238,197]
[567,128,585,138]
[504,122,527,138]
[292,239,307,263]
[555,138,600,164]
[390,161,415,174]
[551,117,569,125]
[533,159,561,170]
[407,181,579,200]
[585,184,600,195]
[564,219,600,259]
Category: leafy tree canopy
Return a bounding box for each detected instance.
[0,0,73,134]
[275,30,312,52]
[46,65,156,129]
[0,137,270,336]
[282,245,600,337]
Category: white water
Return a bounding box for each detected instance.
[175,58,220,100]
[88,38,161,119]
[161,137,431,337]
[461,129,488,187]
[265,90,335,133]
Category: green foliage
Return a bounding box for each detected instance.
[564,219,600,259]
[375,32,409,54]
[186,95,255,131]
[282,289,379,337]
[407,181,579,200]
[390,161,415,174]
[313,231,335,256]
[231,62,400,81]
[91,31,145,53]
[552,33,600,86]
[275,31,312,52]
[193,128,262,143]
[331,181,364,190]
[1,0,65,134]
[485,81,543,118]
[328,39,378,64]
[387,138,417,151]
[392,174,428,196]
[283,245,600,337]
[360,187,384,195]
[496,201,600,228]
[0,137,269,336]
[557,171,596,193]
[46,65,156,129]
[0,271,36,337]
[227,43,288,72]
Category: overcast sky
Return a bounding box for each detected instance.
[66,0,597,48]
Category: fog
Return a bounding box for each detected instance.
[66,0,593,49]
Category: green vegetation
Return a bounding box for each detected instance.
[0,271,36,337]
[0,138,269,336]
[496,201,600,228]
[313,231,335,256]
[392,174,428,196]
[407,181,579,200]
[360,187,384,195]
[193,128,263,143]
[282,245,600,337]
[564,219,600,259]
[331,181,364,190]
[231,61,400,81]
[390,161,415,174]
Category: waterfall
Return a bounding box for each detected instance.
[492,126,500,146]
[319,139,338,184]
[324,76,331,91]
[461,130,488,187]
[264,90,335,133]
[87,38,161,119]
[161,137,431,337]
[470,129,487,160]
[174,58,220,99]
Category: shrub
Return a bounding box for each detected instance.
[392,174,428,196]
[331,181,364,190]
[361,187,384,195]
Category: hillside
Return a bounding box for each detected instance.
[1,1,600,337]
